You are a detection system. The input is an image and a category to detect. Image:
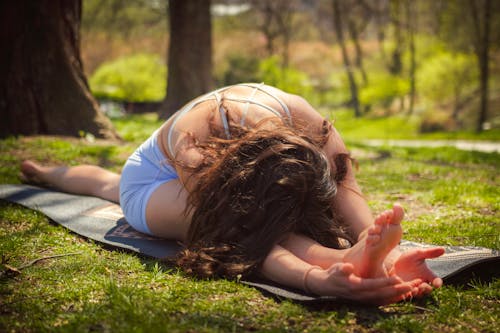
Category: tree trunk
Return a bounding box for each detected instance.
[0,0,118,139]
[332,0,361,117]
[406,0,416,115]
[160,0,213,119]
[470,0,491,133]
[347,18,368,86]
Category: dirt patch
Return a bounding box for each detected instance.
[367,192,434,223]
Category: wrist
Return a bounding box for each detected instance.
[302,266,324,295]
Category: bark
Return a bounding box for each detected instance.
[470,0,491,132]
[347,18,368,86]
[388,0,403,75]
[0,0,118,139]
[332,0,361,117]
[406,0,416,115]
[160,0,213,119]
[253,0,295,68]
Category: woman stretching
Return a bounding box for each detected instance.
[21,83,444,305]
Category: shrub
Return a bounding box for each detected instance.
[89,53,166,102]
[258,56,315,102]
[417,51,477,103]
[359,72,410,107]
[220,53,260,86]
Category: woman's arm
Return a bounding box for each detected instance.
[287,93,373,240]
[260,244,419,304]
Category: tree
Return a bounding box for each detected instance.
[433,0,499,132]
[160,0,213,119]
[405,0,417,115]
[332,0,361,117]
[0,0,119,139]
[470,0,492,132]
[252,0,298,69]
[346,0,371,86]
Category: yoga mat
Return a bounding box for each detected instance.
[1,184,499,302]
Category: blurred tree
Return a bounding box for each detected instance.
[417,51,478,126]
[434,0,499,132]
[469,0,492,132]
[332,0,361,117]
[405,0,417,115]
[160,0,213,119]
[0,0,119,139]
[81,0,167,75]
[82,0,166,38]
[346,0,371,86]
[252,0,298,69]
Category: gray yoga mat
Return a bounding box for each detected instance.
[1,184,498,302]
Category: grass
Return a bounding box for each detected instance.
[326,109,500,141]
[1,113,499,332]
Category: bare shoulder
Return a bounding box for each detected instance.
[283,92,325,130]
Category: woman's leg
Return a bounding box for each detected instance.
[20,160,120,203]
[144,179,191,241]
[342,205,403,278]
[279,233,347,269]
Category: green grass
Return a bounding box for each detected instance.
[326,109,500,141]
[1,113,499,332]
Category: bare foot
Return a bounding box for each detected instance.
[20,160,48,186]
[343,204,404,278]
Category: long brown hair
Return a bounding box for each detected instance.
[176,118,353,279]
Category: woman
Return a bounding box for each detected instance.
[21,83,444,304]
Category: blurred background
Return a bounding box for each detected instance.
[81,0,499,138]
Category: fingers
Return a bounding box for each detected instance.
[326,263,441,305]
[355,280,420,305]
[419,247,446,259]
[329,263,408,290]
[432,277,443,288]
[338,262,354,275]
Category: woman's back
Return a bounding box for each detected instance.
[157,83,329,188]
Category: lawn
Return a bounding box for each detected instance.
[1,113,499,332]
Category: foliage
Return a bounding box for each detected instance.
[359,72,410,108]
[218,53,260,86]
[257,56,315,103]
[82,0,166,37]
[89,53,166,102]
[417,51,478,104]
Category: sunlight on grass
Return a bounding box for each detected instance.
[324,108,500,141]
[112,113,163,144]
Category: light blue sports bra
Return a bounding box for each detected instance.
[166,83,293,157]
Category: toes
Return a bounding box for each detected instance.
[391,204,405,224]
[21,160,39,177]
[374,213,385,226]
[368,224,382,235]
[366,233,381,245]
[384,210,394,224]
[375,211,391,226]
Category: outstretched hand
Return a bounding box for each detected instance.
[309,262,422,305]
[389,247,445,296]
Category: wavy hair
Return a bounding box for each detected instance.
[175,118,354,279]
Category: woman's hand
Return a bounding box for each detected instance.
[307,262,422,305]
[388,247,445,295]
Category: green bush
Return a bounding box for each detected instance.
[257,56,315,101]
[359,72,409,107]
[219,53,260,86]
[417,51,477,103]
[89,53,166,102]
